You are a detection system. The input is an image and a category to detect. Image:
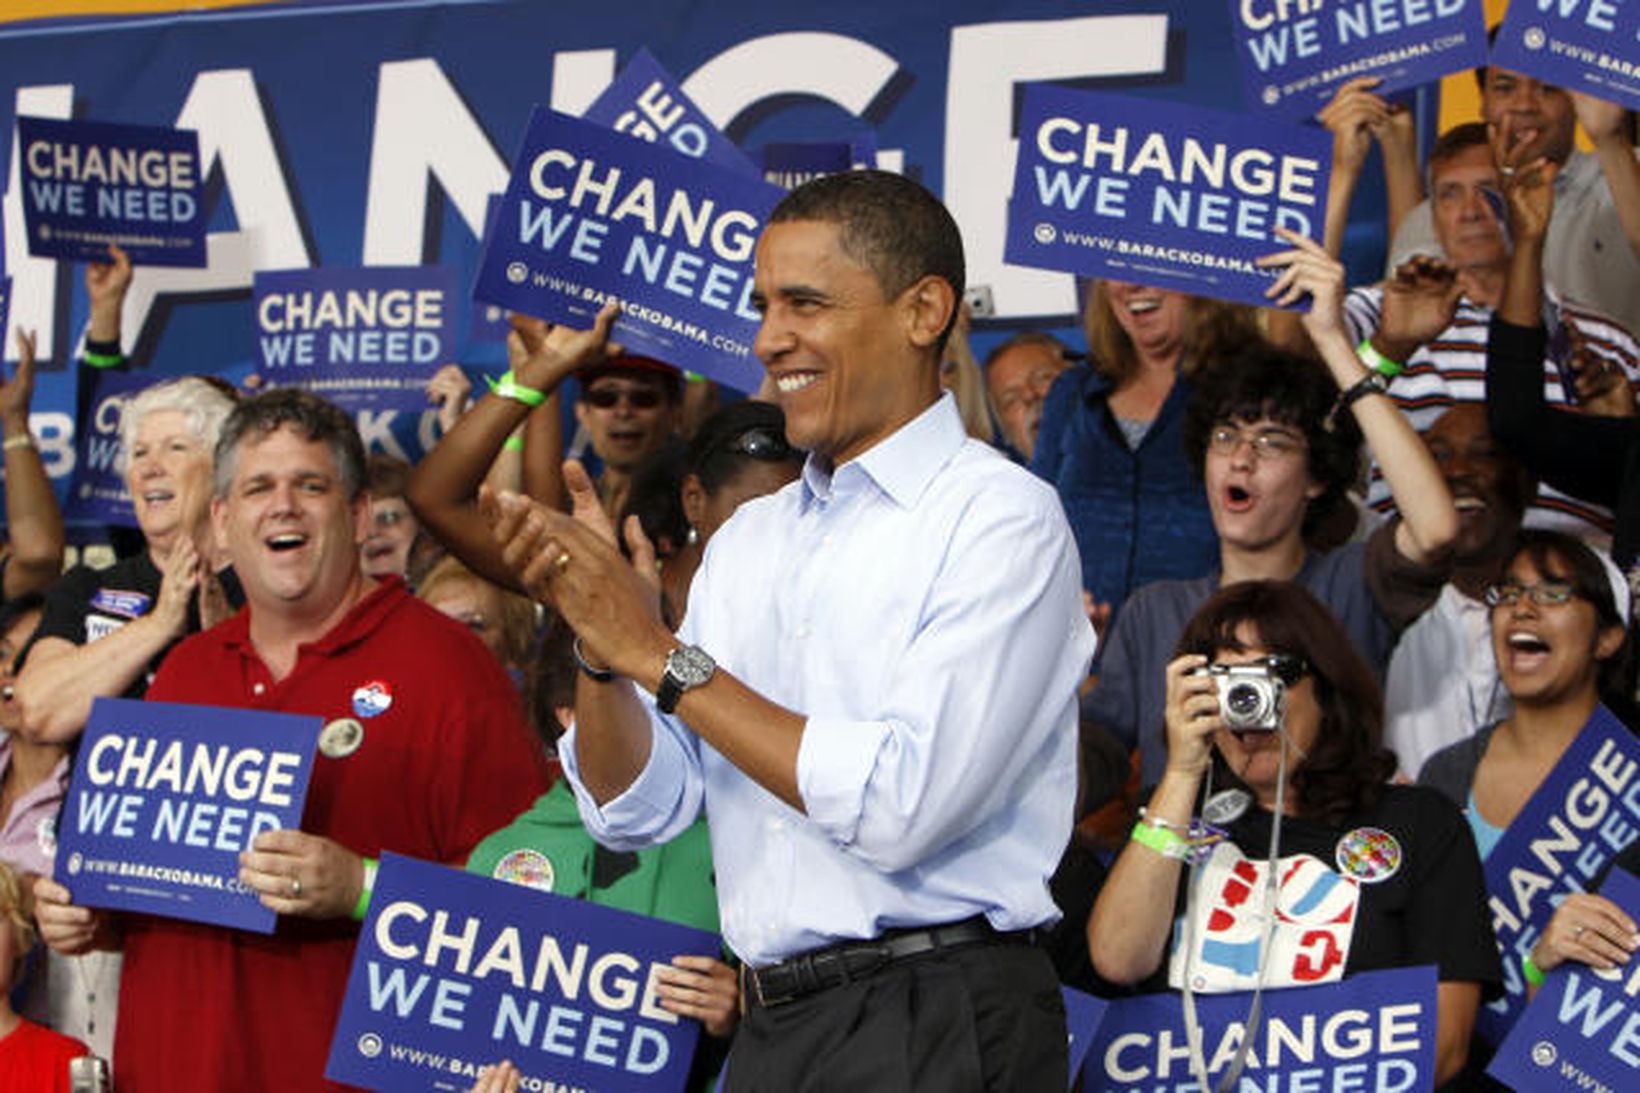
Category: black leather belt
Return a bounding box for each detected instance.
[743,917,1027,1009]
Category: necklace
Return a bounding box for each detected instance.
[71,952,115,1039]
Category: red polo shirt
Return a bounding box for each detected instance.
[113,578,551,1092]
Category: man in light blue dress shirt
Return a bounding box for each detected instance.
[487,171,1096,1091]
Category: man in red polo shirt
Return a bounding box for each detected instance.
[34,389,550,1091]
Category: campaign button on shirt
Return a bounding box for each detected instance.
[1334,827,1402,884]
[492,848,554,892]
[351,679,393,718]
[319,718,365,759]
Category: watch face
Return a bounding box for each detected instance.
[668,645,715,687]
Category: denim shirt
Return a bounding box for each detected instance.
[1031,362,1219,628]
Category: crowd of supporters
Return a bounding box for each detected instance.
[0,44,1638,1093]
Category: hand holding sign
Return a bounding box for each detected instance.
[85,243,133,335]
[31,876,111,956]
[1531,891,1640,977]
[651,955,739,1038]
[470,1062,521,1093]
[238,828,365,920]
[1318,77,1393,175]
[511,301,624,394]
[1257,227,1345,334]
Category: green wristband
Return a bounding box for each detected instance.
[1356,338,1405,378]
[1522,952,1547,988]
[487,370,546,408]
[1131,820,1192,861]
[352,857,379,922]
[502,435,525,452]
[84,350,123,370]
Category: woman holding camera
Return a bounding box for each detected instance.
[1087,580,1500,1088]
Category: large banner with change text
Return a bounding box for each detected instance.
[0,0,1431,529]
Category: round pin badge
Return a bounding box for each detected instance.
[1202,788,1252,826]
[493,848,555,892]
[352,680,393,719]
[1334,826,1402,884]
[319,718,365,759]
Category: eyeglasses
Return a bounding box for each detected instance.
[724,426,794,461]
[1208,425,1306,460]
[582,386,664,410]
[1484,580,1578,607]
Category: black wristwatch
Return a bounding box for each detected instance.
[1326,370,1391,432]
[656,645,716,713]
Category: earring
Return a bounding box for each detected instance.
[686,526,699,546]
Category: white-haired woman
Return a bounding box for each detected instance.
[16,376,239,743]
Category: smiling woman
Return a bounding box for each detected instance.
[1031,280,1259,625]
[16,376,241,746]
[1420,530,1636,860]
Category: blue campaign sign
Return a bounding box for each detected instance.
[1228,0,1486,118]
[760,139,877,191]
[55,696,320,934]
[1006,84,1331,309]
[1477,705,1640,1045]
[63,368,162,530]
[16,116,206,267]
[1489,867,1640,1091]
[1491,0,1640,113]
[253,265,459,413]
[583,48,761,178]
[326,852,718,1093]
[473,107,781,393]
[1086,966,1437,1091]
[1062,986,1109,1087]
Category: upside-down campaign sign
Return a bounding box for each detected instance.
[474,107,782,393]
[1477,705,1640,1045]
[254,266,458,413]
[326,853,718,1092]
[584,48,760,178]
[55,697,320,933]
[1491,0,1640,114]
[1086,966,1437,1091]
[16,117,206,267]
[1229,0,1485,117]
[1006,85,1330,310]
[1490,867,1640,1092]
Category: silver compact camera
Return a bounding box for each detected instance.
[1194,656,1302,731]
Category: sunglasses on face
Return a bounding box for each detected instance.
[724,426,794,461]
[582,386,664,410]
[1484,580,1578,607]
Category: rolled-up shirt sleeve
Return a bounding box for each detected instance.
[560,644,706,852]
[794,489,1095,874]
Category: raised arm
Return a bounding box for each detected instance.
[1488,149,1636,505]
[408,305,619,590]
[84,244,132,359]
[1261,230,1458,564]
[0,330,64,599]
[1087,653,1219,985]
[1574,92,1640,264]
